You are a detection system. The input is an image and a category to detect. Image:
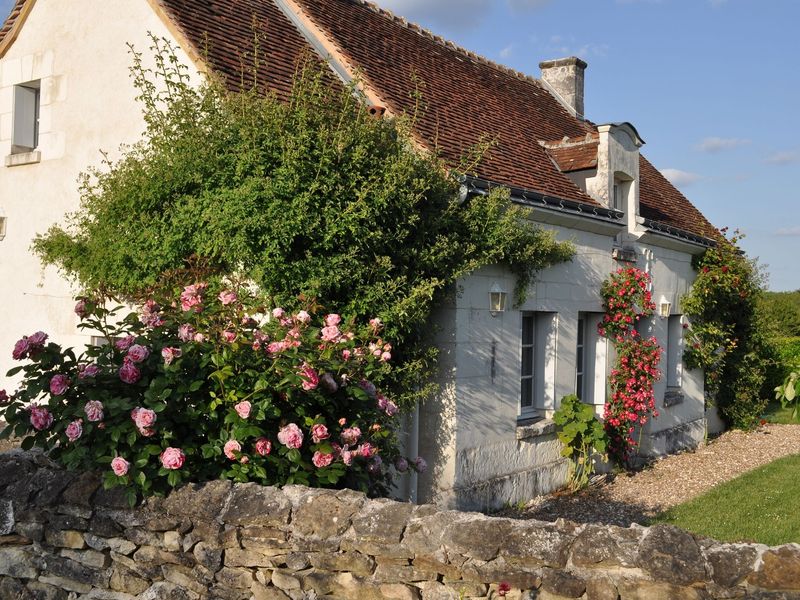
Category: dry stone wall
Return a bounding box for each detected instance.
[0,451,799,599]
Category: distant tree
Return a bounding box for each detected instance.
[760,290,800,338]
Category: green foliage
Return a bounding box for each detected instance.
[775,371,800,421]
[32,37,574,406]
[682,230,770,429]
[653,453,800,545]
[760,290,800,338]
[553,395,608,491]
[0,285,422,502]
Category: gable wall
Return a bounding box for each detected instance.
[0,0,196,388]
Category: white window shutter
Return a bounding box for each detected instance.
[13,84,38,150]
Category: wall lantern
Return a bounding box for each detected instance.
[658,296,671,318]
[489,283,507,317]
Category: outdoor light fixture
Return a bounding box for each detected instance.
[658,296,671,318]
[0,215,6,241]
[489,282,507,317]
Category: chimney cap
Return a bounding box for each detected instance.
[539,56,588,70]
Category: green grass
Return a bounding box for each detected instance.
[763,401,800,424]
[653,454,800,545]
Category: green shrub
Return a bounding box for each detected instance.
[553,395,608,491]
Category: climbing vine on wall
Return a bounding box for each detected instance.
[599,267,662,464]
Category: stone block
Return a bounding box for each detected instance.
[637,525,708,586]
[308,551,375,576]
[15,521,44,542]
[284,552,310,571]
[60,470,101,507]
[585,576,620,600]
[374,560,438,583]
[138,581,199,600]
[403,511,465,556]
[272,568,302,590]
[570,524,641,568]
[59,547,111,569]
[706,544,759,588]
[193,540,223,572]
[225,546,281,568]
[217,483,290,529]
[164,530,181,551]
[748,545,800,591]
[350,499,414,544]
[162,563,210,595]
[443,580,488,598]
[31,469,74,506]
[109,564,152,595]
[291,489,363,539]
[84,533,137,555]
[0,499,13,535]
[125,527,163,547]
[461,557,541,590]
[163,479,232,522]
[441,516,511,561]
[500,521,574,568]
[216,566,256,589]
[38,575,92,594]
[42,553,111,587]
[88,514,122,537]
[412,555,463,581]
[615,578,706,600]
[419,581,460,600]
[251,583,291,600]
[0,546,41,578]
[380,582,422,600]
[48,512,88,532]
[32,580,71,600]
[92,486,130,510]
[84,589,136,600]
[540,569,586,598]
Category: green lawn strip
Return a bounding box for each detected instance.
[652,454,800,546]
[763,401,800,424]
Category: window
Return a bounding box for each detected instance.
[576,315,586,400]
[520,314,535,415]
[520,312,557,418]
[12,80,40,154]
[666,315,684,388]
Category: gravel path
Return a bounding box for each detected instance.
[504,424,800,527]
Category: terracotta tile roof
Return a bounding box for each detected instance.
[0,0,27,49]
[0,0,716,239]
[639,156,717,239]
[157,0,336,98]
[541,135,599,172]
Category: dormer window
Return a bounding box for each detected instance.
[12,80,40,154]
[613,174,632,213]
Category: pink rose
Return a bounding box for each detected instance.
[115,335,136,351]
[12,337,30,360]
[193,332,206,343]
[140,300,163,328]
[160,447,185,470]
[320,326,340,343]
[311,424,329,444]
[126,344,150,363]
[254,437,272,456]
[180,283,207,312]
[84,400,104,422]
[341,349,351,361]
[295,310,311,324]
[381,351,392,362]
[413,456,427,473]
[218,290,238,305]
[369,317,382,332]
[111,456,130,476]
[29,406,53,431]
[119,360,141,384]
[0,390,8,404]
[78,363,100,379]
[312,451,334,468]
[338,417,347,426]
[29,331,48,347]
[131,407,157,432]
[267,341,287,354]
[74,299,88,318]
[221,330,236,343]
[299,364,319,391]
[224,439,242,460]
[277,423,303,449]
[324,314,341,327]
[342,449,354,466]
[272,307,285,319]
[161,347,182,366]
[178,324,195,342]
[359,442,377,458]
[65,419,83,442]
[49,374,70,396]
[234,401,251,419]
[341,427,361,446]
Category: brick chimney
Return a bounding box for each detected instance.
[539,56,587,120]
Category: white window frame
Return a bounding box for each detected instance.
[576,315,586,401]
[520,314,536,418]
[520,312,558,418]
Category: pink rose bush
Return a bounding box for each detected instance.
[0,283,421,503]
[599,268,662,464]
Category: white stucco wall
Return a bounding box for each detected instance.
[418,211,708,510]
[0,0,196,390]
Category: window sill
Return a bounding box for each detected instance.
[516,417,556,441]
[5,150,41,167]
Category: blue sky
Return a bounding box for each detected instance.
[1,0,797,290]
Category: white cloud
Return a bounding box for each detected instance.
[776,226,800,237]
[374,0,550,31]
[499,45,514,59]
[660,168,703,188]
[694,137,750,153]
[765,151,799,165]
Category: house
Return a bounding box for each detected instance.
[0,0,722,510]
